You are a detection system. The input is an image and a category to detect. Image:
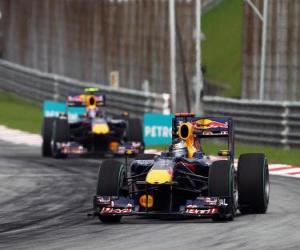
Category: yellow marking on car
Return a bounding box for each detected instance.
[146,169,172,184]
[92,124,110,134]
[178,122,197,158]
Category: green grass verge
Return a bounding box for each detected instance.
[202,142,300,166]
[237,145,300,166]
[147,142,300,166]
[0,90,42,134]
[202,0,243,97]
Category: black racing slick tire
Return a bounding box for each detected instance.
[126,118,144,154]
[96,159,126,196]
[51,117,69,158]
[42,117,54,157]
[208,160,237,222]
[96,159,126,223]
[238,153,270,214]
[126,118,143,142]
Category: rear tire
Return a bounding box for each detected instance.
[51,117,69,158]
[96,159,125,223]
[126,118,143,142]
[238,153,270,214]
[126,118,144,154]
[208,160,237,222]
[42,117,54,157]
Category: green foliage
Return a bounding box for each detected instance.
[202,0,243,97]
[0,90,42,133]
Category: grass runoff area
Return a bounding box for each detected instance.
[151,143,300,166]
[202,0,243,97]
[0,90,300,165]
[0,90,42,133]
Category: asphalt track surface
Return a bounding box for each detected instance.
[0,140,300,250]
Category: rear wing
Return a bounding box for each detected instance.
[67,93,106,107]
[172,114,233,139]
[172,114,234,161]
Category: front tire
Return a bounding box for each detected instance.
[96,159,126,223]
[208,160,237,222]
[42,117,54,157]
[238,153,270,214]
[51,117,69,158]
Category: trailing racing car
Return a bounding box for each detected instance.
[92,113,270,222]
[42,88,144,158]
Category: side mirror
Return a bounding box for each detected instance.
[218,150,230,157]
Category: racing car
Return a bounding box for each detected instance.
[42,88,144,158]
[92,113,270,222]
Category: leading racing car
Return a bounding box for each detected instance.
[92,113,270,222]
[42,88,144,158]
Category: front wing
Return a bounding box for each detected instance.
[93,196,229,218]
[59,141,143,156]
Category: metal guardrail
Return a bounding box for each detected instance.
[203,96,300,147]
[0,60,170,119]
[1,59,299,147]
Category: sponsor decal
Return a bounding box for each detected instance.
[96,196,112,205]
[185,206,218,215]
[139,195,154,208]
[192,119,228,130]
[43,101,66,118]
[143,113,173,146]
[144,126,171,138]
[201,197,218,206]
[100,206,133,215]
[67,95,82,102]
[67,107,86,123]
[218,199,229,206]
[43,100,85,122]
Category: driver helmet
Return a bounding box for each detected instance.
[169,138,188,157]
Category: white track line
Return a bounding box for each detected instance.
[0,125,299,178]
[0,125,42,146]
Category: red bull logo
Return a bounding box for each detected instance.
[193,119,228,130]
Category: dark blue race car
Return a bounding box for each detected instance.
[42,88,144,158]
[92,113,270,222]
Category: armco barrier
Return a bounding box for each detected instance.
[1,59,300,147]
[203,96,300,147]
[0,60,170,119]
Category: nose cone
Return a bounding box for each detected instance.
[92,123,110,134]
[146,169,172,184]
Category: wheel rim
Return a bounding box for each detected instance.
[264,164,270,204]
[50,140,55,155]
[233,183,239,209]
[233,171,239,212]
[51,140,61,157]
